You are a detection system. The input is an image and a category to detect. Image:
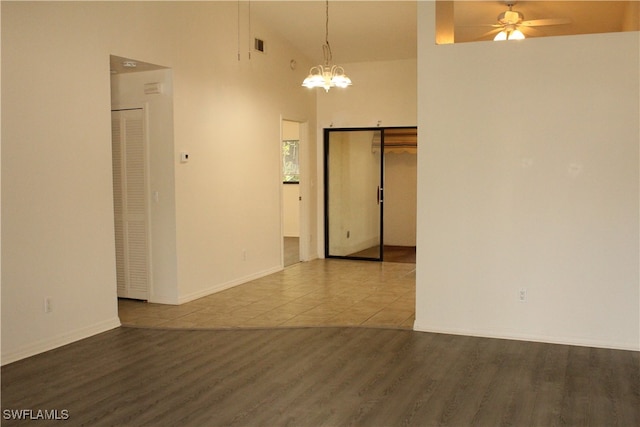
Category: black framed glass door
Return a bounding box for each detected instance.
[324,128,384,260]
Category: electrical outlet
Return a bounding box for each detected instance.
[519,288,527,302]
[44,297,52,313]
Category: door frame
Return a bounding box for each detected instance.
[323,127,386,261]
[280,117,310,266]
[323,126,418,262]
[111,104,152,300]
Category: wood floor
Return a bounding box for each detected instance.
[2,326,638,426]
[349,245,416,263]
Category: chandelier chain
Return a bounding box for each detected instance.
[324,0,332,64]
[301,0,351,91]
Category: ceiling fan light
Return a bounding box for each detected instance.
[494,31,508,41]
[493,28,525,41]
[510,29,525,40]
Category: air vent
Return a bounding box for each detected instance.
[144,82,163,95]
[254,38,265,53]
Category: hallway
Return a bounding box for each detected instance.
[118,259,415,329]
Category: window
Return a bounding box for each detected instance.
[283,139,300,183]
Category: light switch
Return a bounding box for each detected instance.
[180,152,189,163]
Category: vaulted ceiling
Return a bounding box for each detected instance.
[250,1,418,64]
[111,1,637,74]
[250,1,637,63]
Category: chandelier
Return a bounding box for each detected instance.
[302,0,352,92]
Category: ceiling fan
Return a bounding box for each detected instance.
[479,1,571,41]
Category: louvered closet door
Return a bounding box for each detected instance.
[111,108,149,300]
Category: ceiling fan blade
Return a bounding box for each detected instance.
[477,28,502,40]
[459,24,503,28]
[521,18,571,27]
[519,26,545,37]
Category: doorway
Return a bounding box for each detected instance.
[111,107,150,300]
[324,127,417,262]
[282,119,302,267]
[110,55,177,305]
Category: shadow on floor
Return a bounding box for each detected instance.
[348,245,416,263]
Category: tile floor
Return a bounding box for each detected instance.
[118,259,416,330]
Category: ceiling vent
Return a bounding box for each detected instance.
[254,38,265,53]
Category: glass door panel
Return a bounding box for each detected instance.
[325,129,383,260]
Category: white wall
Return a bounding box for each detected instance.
[416,3,640,350]
[317,59,417,129]
[2,3,122,363]
[283,184,300,237]
[171,4,317,303]
[1,2,316,363]
[384,152,417,246]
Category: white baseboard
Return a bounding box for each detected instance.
[148,294,180,305]
[177,265,284,304]
[413,321,640,352]
[1,317,122,366]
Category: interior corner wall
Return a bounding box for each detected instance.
[416,2,640,350]
[1,2,316,363]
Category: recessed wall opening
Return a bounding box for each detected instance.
[110,55,178,306]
